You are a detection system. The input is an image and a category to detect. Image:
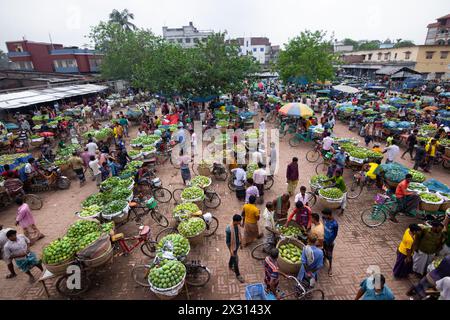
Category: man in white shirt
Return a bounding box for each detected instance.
[251,149,263,164]
[89,155,102,186]
[86,139,98,156]
[253,163,266,200]
[0,225,15,278]
[253,101,260,113]
[259,118,266,133]
[383,141,400,164]
[306,97,312,107]
[295,186,312,206]
[269,142,277,175]
[263,202,279,252]
[322,132,334,152]
[231,166,246,200]
[191,130,197,156]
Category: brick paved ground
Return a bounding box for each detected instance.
[1,110,448,300]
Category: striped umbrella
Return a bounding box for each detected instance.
[278,103,314,118]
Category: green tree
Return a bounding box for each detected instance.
[0,50,10,69]
[108,9,136,31]
[277,30,336,83]
[358,40,381,50]
[394,40,415,48]
[343,38,359,50]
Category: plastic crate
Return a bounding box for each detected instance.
[245,283,276,300]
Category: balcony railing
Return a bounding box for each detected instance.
[8,51,31,57]
[55,66,79,73]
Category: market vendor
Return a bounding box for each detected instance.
[285,201,312,230]
[326,169,347,215]
[391,174,420,223]
[1,165,19,180]
[231,166,247,200]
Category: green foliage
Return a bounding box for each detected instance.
[394,40,415,48]
[277,30,336,83]
[89,20,257,96]
[0,50,10,69]
[358,41,381,51]
[108,9,136,31]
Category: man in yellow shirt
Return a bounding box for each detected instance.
[424,138,439,172]
[241,195,261,246]
[393,224,422,278]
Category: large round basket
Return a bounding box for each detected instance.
[440,201,450,212]
[101,206,130,224]
[419,201,443,212]
[79,243,113,269]
[197,166,212,177]
[185,230,205,246]
[276,238,304,275]
[43,257,75,275]
[318,193,344,210]
[149,271,186,300]
[445,147,450,158]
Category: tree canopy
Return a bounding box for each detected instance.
[394,40,415,48]
[0,50,10,69]
[89,17,258,97]
[108,9,136,31]
[277,30,337,84]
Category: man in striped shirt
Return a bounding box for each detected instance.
[264,248,284,298]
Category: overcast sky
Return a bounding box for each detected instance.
[1,0,449,51]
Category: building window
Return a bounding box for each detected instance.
[260,48,264,52]
[437,40,445,45]
[384,52,390,60]
[394,53,398,59]
[185,38,191,43]
[246,41,249,47]
[425,51,434,59]
[12,61,33,70]
[193,38,199,43]
[253,48,257,52]
[405,51,411,60]
[368,54,372,60]
[53,59,78,69]
[377,52,382,60]
[440,51,449,59]
[177,39,183,43]
[435,72,444,79]
[15,45,24,52]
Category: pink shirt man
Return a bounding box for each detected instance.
[16,203,35,228]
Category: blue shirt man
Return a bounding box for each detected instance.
[334,150,346,170]
[324,218,338,245]
[356,275,395,300]
[297,238,324,284]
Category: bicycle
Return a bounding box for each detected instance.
[191,162,228,181]
[172,186,221,209]
[134,176,172,203]
[305,141,324,163]
[227,174,275,192]
[131,259,211,288]
[0,178,43,210]
[155,211,219,241]
[128,196,170,227]
[111,225,158,258]
[347,172,379,199]
[278,274,325,300]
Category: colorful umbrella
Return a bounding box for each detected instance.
[423,106,439,112]
[39,132,54,137]
[278,103,314,118]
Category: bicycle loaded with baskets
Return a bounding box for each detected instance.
[0,178,43,210]
[172,178,221,210]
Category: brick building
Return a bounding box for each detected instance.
[5,40,102,74]
[425,14,450,45]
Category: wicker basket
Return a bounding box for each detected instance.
[185,230,205,246]
[318,193,344,210]
[197,166,212,177]
[276,238,304,275]
[149,271,186,300]
[43,257,75,275]
[79,243,113,268]
[440,201,450,212]
[420,201,443,212]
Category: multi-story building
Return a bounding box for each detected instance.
[233,37,274,65]
[425,14,450,45]
[340,45,450,80]
[5,40,102,73]
[162,22,214,48]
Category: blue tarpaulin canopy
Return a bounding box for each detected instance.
[190,95,218,103]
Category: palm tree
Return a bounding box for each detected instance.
[108,9,136,31]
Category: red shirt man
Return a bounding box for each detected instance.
[395,176,413,199]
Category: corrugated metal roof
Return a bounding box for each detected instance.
[0,84,108,110]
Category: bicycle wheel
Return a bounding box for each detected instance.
[24,194,43,210]
[289,137,301,148]
[140,240,157,258]
[131,265,151,287]
[191,163,199,175]
[347,181,363,199]
[443,160,450,170]
[55,271,91,298]
[264,176,274,190]
[214,169,228,181]
[156,227,178,242]
[150,209,169,227]
[315,162,328,175]
[204,216,219,237]
[152,187,172,203]
[251,242,268,261]
[307,192,317,207]
[204,192,221,209]
[300,289,325,300]
[227,178,237,192]
[185,265,211,287]
[361,208,387,228]
[306,150,320,163]
[172,188,184,204]
[57,177,71,190]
